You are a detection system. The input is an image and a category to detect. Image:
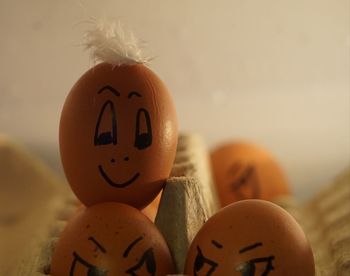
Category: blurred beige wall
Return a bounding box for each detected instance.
[0,0,349,200]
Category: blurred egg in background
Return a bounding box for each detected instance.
[211,142,290,206]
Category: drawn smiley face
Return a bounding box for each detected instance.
[51,202,175,276]
[184,200,315,276]
[211,142,290,207]
[59,63,178,208]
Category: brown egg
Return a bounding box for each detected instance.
[184,200,315,276]
[142,191,162,222]
[59,62,178,208]
[211,142,290,207]
[51,202,175,276]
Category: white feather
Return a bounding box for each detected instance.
[84,18,151,66]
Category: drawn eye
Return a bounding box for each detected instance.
[125,248,156,275]
[94,101,117,146]
[236,256,275,276]
[70,252,108,276]
[194,249,205,271]
[144,249,156,274]
[134,108,152,150]
[193,246,218,275]
[236,261,256,276]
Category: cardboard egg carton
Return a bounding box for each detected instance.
[2,134,349,275]
[0,135,73,276]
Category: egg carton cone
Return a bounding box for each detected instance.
[154,133,220,273]
[2,133,349,275]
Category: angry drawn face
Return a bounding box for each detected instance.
[184,200,315,276]
[51,202,174,276]
[211,142,290,207]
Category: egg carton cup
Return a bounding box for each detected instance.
[5,134,350,275]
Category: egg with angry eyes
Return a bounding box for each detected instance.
[211,142,290,207]
[59,62,178,208]
[51,202,175,276]
[184,200,315,276]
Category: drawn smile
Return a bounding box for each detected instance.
[98,165,140,188]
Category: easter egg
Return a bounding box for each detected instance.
[184,199,315,276]
[211,142,290,206]
[59,63,178,208]
[51,202,174,275]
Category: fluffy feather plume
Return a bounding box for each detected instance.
[84,19,151,66]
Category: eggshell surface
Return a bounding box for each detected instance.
[211,142,290,206]
[51,202,174,276]
[59,62,178,208]
[184,199,315,276]
[142,191,162,222]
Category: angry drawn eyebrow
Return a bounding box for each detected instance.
[128,91,142,99]
[88,236,107,253]
[211,240,223,249]
[123,236,143,258]
[98,85,120,97]
[239,242,263,254]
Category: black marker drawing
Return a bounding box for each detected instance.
[124,236,156,275]
[88,236,107,253]
[98,165,140,188]
[193,246,218,276]
[239,242,263,254]
[70,251,108,276]
[236,242,275,276]
[94,100,117,146]
[98,85,120,97]
[211,240,223,249]
[128,91,142,99]
[229,163,260,199]
[123,236,143,258]
[135,108,152,150]
[96,100,141,188]
[125,248,156,276]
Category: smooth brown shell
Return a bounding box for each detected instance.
[184,199,315,276]
[59,63,178,208]
[211,142,290,207]
[142,191,162,222]
[51,202,175,275]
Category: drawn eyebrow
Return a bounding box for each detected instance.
[239,242,263,254]
[128,91,142,99]
[97,85,120,97]
[123,236,143,258]
[211,240,223,249]
[88,236,107,253]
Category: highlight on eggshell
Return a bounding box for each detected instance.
[184,199,315,276]
[51,202,175,276]
[59,20,178,209]
[211,141,290,207]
